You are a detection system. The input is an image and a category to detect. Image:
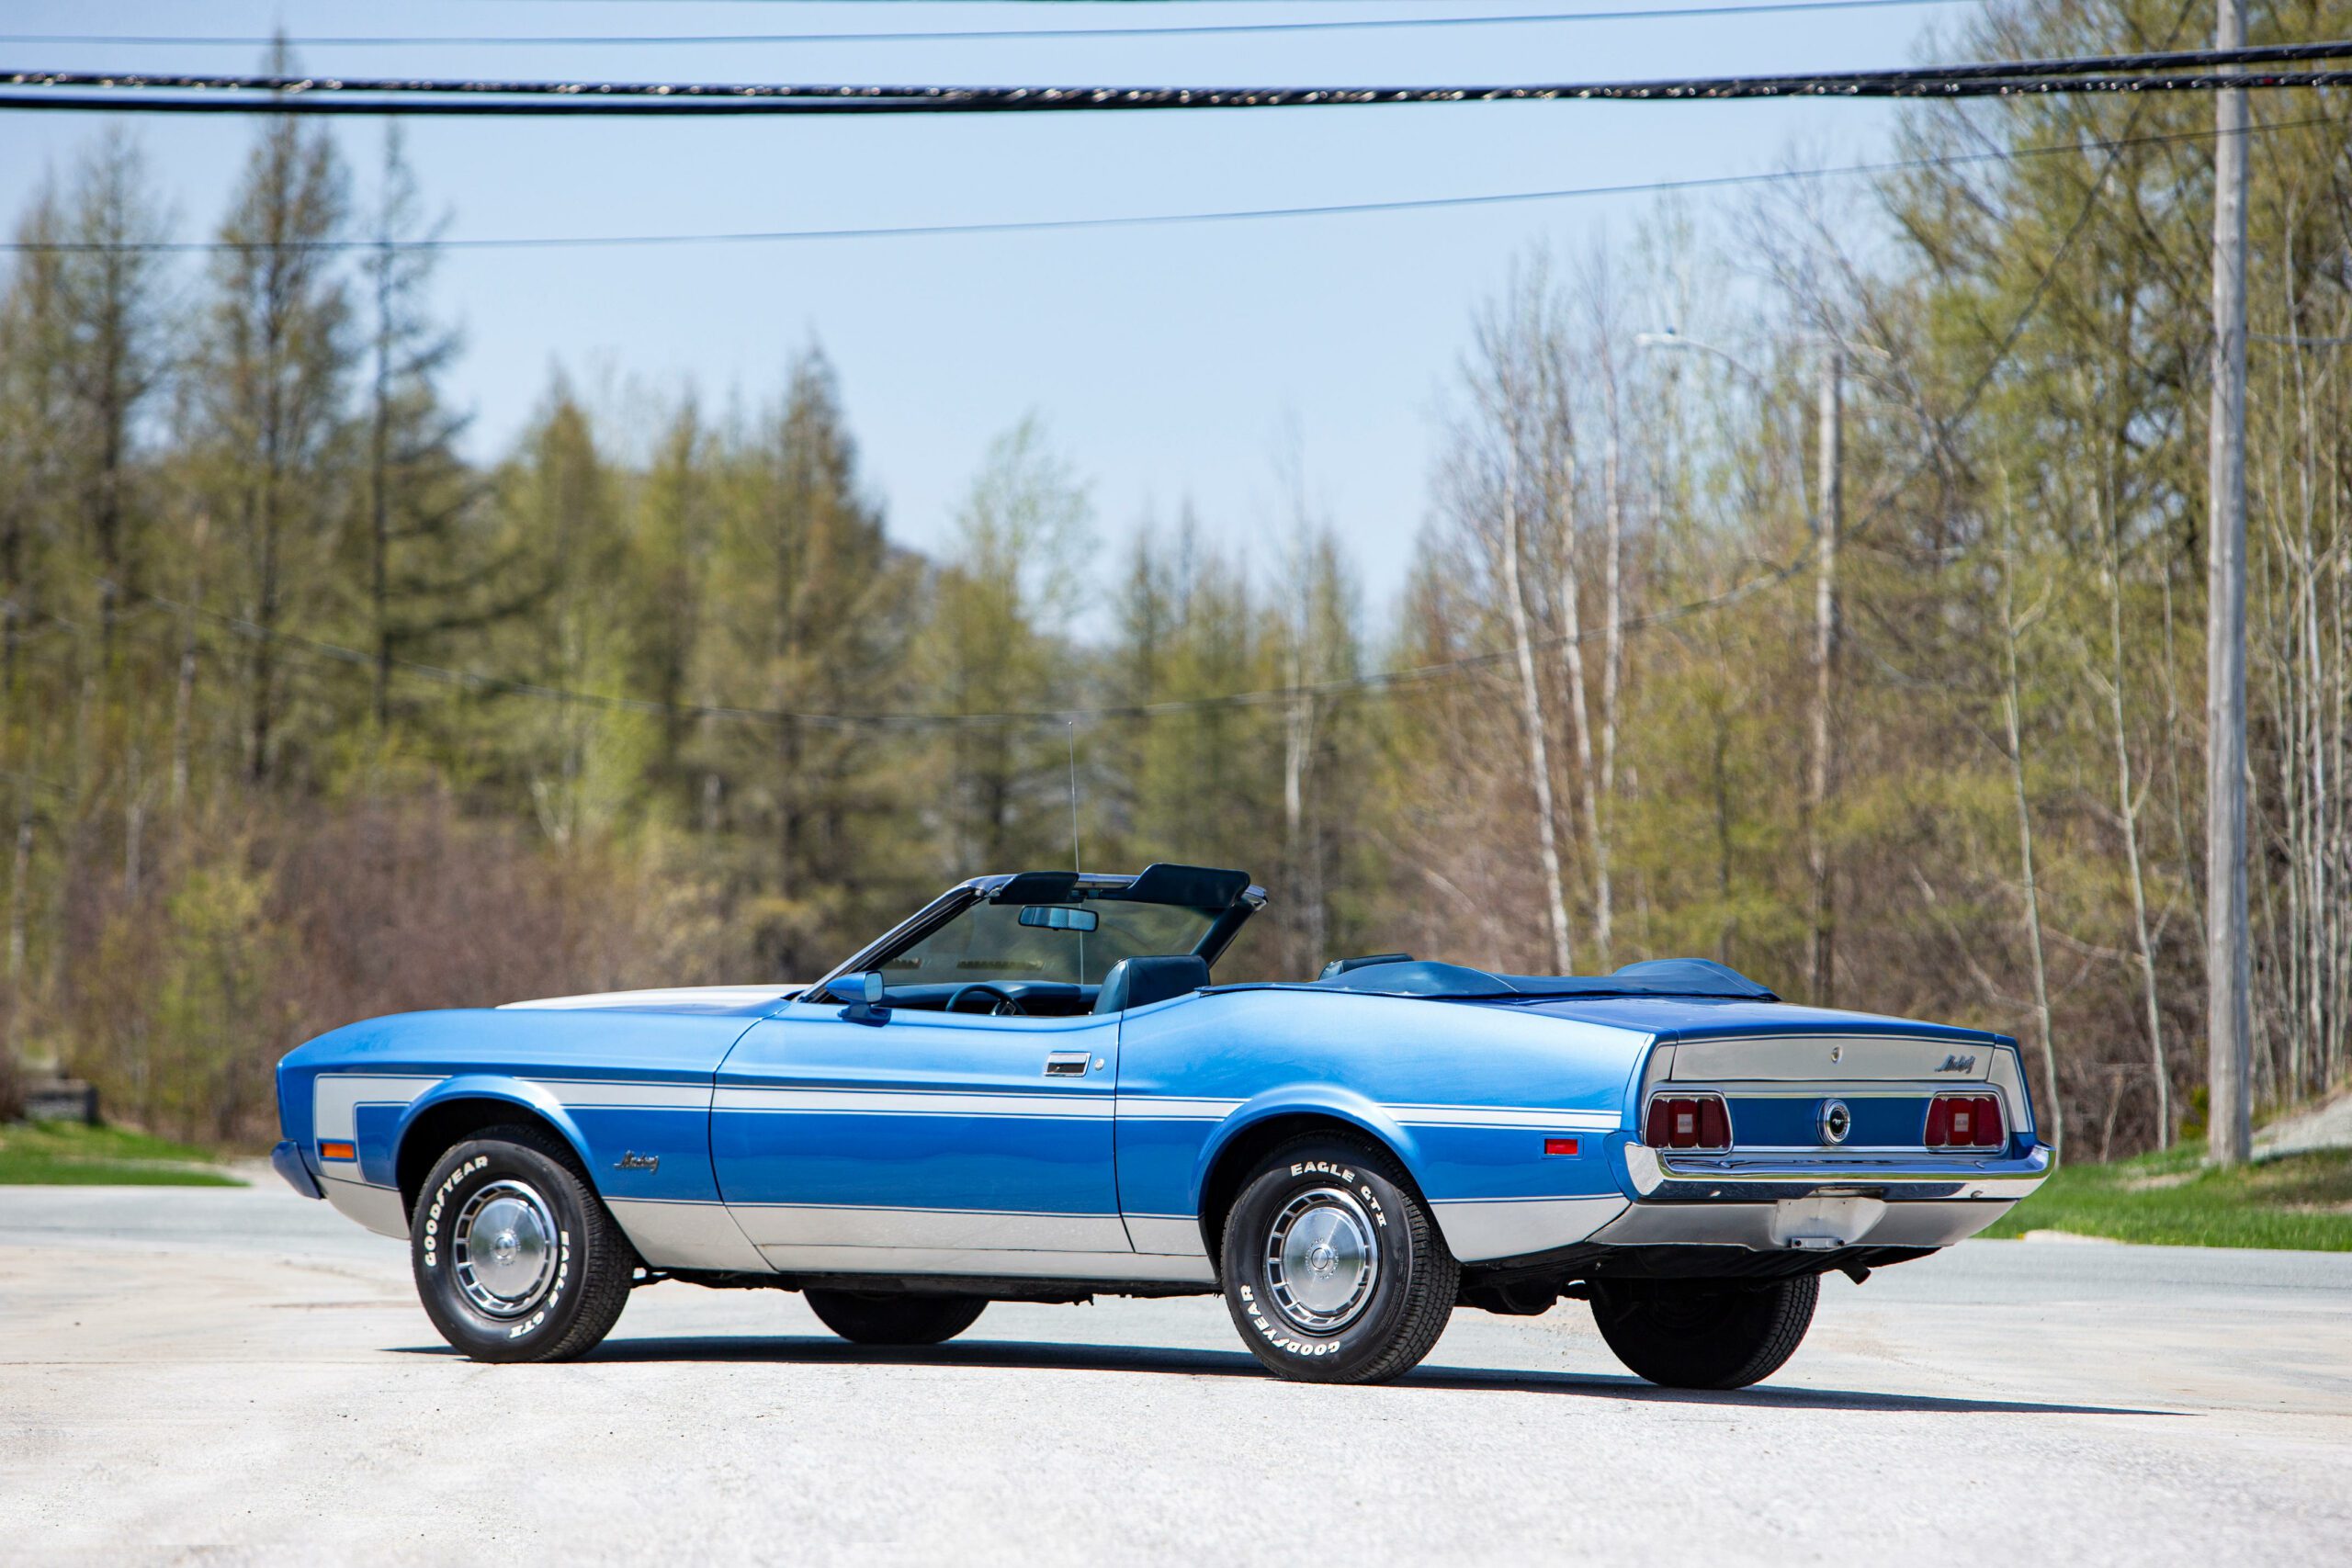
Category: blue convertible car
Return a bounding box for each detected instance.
[274,863,2052,1386]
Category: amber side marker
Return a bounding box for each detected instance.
[317,1140,357,1162]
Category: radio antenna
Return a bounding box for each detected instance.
[1067,720,1082,876]
[1068,720,1086,980]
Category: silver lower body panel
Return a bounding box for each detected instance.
[321,1174,408,1239]
[728,1203,1133,1253]
[1588,1195,2013,1251]
[1432,1196,1630,1261]
[608,1198,772,1271]
[753,1244,1215,1283]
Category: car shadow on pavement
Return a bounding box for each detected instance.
[392,1335,2170,1416]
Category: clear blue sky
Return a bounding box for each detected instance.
[0,1,1978,616]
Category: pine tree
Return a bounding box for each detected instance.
[195,79,352,784]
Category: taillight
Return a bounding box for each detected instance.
[1925,1092,2004,1149]
[1644,1094,1732,1151]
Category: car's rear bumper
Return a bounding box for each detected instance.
[1583,1138,2053,1252]
[1623,1138,2053,1202]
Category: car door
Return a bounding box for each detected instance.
[711,997,1128,1274]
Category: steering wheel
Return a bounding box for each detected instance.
[944,982,1027,1017]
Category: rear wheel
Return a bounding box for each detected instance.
[411,1124,635,1363]
[1217,1135,1459,1384]
[804,1289,988,1346]
[1589,1274,1818,1389]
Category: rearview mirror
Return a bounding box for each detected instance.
[1018,905,1099,933]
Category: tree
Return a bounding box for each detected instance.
[921,417,1092,871]
[697,346,912,974]
[195,81,352,784]
[356,123,478,733]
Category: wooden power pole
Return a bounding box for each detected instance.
[2206,0,2254,1166]
[1807,350,1843,1009]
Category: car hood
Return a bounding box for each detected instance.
[497,984,805,1015]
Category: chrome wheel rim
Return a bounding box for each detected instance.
[452,1179,559,1318]
[1263,1187,1378,1334]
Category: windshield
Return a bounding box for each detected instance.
[880,896,1221,987]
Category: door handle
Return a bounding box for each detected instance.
[1043,1051,1091,1077]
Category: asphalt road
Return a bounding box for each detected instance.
[3,1179,2346,1566]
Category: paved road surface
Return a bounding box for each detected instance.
[3,1179,2346,1565]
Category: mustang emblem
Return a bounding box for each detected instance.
[613,1152,660,1172]
[1937,1053,1979,1074]
[1817,1100,1853,1146]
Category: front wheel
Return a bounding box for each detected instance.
[412,1124,636,1363]
[804,1289,988,1346]
[1218,1135,1459,1384]
[1589,1274,1818,1389]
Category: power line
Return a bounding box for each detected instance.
[0,1,1987,50]
[4,112,2324,258]
[4,42,2349,116]
[6,72,2348,118]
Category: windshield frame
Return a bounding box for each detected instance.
[812,870,1262,994]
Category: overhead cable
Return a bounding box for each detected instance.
[3,41,2349,115]
[0,1,1988,50]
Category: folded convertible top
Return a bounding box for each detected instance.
[1297,955,1779,1002]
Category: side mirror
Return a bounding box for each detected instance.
[822,971,888,1014]
[1017,905,1100,932]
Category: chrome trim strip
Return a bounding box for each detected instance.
[1624,1139,2053,1200]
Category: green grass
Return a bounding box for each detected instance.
[1980,1144,2352,1250]
[0,1118,244,1186]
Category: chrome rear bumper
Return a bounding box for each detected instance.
[1587,1140,2053,1252]
[1623,1139,2053,1203]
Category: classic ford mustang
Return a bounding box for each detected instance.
[274,863,2052,1386]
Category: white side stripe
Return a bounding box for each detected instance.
[1116,1098,1618,1132]
[312,1075,442,1142]
[317,1074,1619,1139]
[1389,1105,1621,1132]
[1116,1097,1247,1120]
[526,1078,710,1110]
[714,1086,1112,1119]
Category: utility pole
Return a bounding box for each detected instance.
[2206,0,2253,1166]
[1807,350,1843,1009]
